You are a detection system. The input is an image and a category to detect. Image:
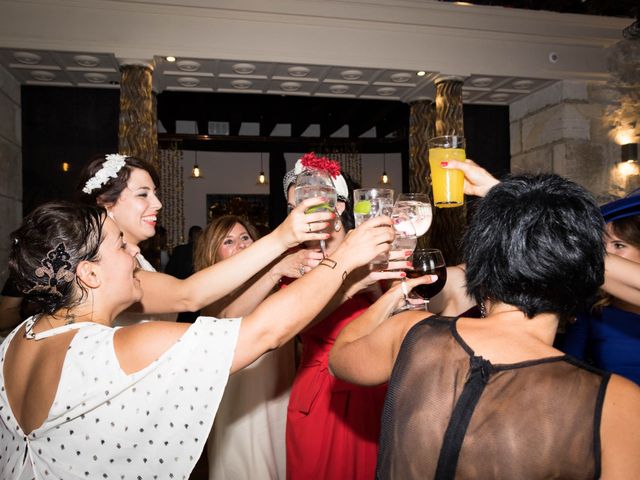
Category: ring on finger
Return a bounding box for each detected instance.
[307,223,312,233]
[299,265,306,276]
[401,280,409,300]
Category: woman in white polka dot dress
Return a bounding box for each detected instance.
[0,201,393,479]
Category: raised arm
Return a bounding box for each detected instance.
[231,216,394,373]
[427,264,476,316]
[602,253,640,306]
[133,199,333,314]
[211,249,324,317]
[329,276,435,386]
[115,216,393,376]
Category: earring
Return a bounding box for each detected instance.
[479,300,487,318]
[334,219,342,232]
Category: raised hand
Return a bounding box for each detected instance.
[442,159,499,198]
[274,248,324,278]
[333,216,394,272]
[273,197,335,249]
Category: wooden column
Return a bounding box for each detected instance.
[118,63,158,169]
[408,99,436,195]
[429,77,466,265]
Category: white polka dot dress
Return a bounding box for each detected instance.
[0,316,240,479]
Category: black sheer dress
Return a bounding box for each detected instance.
[377,316,610,480]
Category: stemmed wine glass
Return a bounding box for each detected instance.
[294,169,337,258]
[394,193,433,237]
[400,248,447,311]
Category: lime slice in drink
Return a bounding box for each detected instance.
[306,202,332,213]
[354,200,372,215]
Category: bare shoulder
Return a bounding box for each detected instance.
[600,374,640,479]
[114,321,191,374]
[603,373,640,411]
[390,310,434,347]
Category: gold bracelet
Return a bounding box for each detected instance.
[319,258,348,282]
[319,258,337,269]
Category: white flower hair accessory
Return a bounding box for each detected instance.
[82,153,127,194]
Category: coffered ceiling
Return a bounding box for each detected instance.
[0,48,555,106]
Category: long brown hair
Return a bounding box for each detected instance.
[193,216,259,271]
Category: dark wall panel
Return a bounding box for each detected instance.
[22,86,119,214]
[463,104,511,179]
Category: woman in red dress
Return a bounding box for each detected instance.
[282,154,404,479]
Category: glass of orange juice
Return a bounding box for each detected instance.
[428,135,466,208]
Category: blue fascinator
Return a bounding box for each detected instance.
[601,190,640,223]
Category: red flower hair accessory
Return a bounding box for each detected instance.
[300,152,342,179]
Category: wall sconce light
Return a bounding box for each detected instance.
[380,153,391,185]
[191,151,203,179]
[256,152,268,185]
[621,143,638,163]
[61,161,70,173]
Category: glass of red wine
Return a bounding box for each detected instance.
[401,248,447,311]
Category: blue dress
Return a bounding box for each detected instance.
[559,306,640,384]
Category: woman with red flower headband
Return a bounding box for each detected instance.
[282,153,409,480]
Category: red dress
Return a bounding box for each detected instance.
[286,294,387,480]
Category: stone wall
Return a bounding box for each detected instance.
[510,38,640,203]
[0,64,21,285]
[510,79,639,203]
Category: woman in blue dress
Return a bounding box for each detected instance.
[559,193,640,384]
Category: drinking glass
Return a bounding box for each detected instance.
[294,169,337,257]
[428,135,466,208]
[398,248,447,311]
[353,188,394,270]
[394,193,433,237]
[390,206,417,255]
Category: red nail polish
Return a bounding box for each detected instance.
[440,161,448,167]
[400,272,406,278]
[406,261,412,267]
[404,250,412,256]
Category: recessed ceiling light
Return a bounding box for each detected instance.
[341,70,363,81]
[416,71,427,77]
[288,66,311,77]
[329,84,349,94]
[489,92,509,102]
[377,87,397,96]
[280,82,302,92]
[511,79,535,90]
[232,63,256,75]
[14,51,42,65]
[31,70,55,81]
[73,55,100,67]
[166,56,176,62]
[84,72,108,84]
[470,77,493,88]
[177,77,200,87]
[177,60,201,72]
[231,79,253,89]
[390,72,412,83]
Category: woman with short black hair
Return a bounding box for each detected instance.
[330,165,640,479]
